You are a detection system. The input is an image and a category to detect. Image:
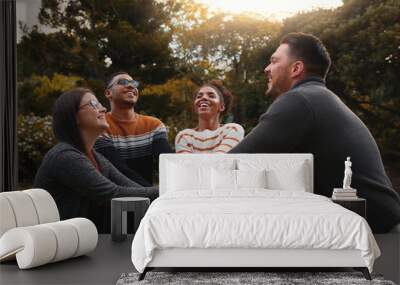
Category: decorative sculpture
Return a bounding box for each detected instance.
[343,157,353,189]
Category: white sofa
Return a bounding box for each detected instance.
[0,189,98,269]
[132,154,380,280]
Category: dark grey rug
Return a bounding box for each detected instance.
[116,271,395,285]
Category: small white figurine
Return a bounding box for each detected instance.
[342,157,353,189]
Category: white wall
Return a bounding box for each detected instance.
[16,0,42,42]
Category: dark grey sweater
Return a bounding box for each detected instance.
[33,142,158,233]
[230,77,400,233]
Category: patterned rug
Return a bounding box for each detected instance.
[116,271,395,285]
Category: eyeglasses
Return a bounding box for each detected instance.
[79,99,103,110]
[107,78,140,89]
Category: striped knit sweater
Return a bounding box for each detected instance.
[175,123,244,153]
[94,113,172,184]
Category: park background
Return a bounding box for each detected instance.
[15,0,399,192]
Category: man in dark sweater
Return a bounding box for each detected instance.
[229,33,400,233]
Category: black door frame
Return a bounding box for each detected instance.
[0,0,18,192]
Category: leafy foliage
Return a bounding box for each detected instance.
[18,73,84,116]
[18,0,177,85]
[16,0,400,187]
[139,77,199,143]
[17,114,56,182]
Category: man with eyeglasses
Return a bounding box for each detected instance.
[94,72,173,186]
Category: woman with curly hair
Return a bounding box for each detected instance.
[175,80,244,153]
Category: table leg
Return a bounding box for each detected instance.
[111,202,126,242]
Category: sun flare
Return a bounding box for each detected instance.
[196,0,343,20]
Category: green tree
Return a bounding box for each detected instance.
[18,73,84,116]
[173,12,280,78]
[17,114,56,184]
[139,77,198,144]
[18,0,177,84]
[170,11,281,127]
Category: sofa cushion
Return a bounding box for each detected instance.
[0,189,98,270]
[0,192,39,228]
[24,189,60,224]
[0,218,97,269]
[0,196,17,237]
[0,189,60,238]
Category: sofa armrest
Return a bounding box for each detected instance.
[0,218,97,269]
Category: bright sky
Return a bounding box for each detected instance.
[196,0,343,20]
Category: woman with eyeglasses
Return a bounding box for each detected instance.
[175,80,244,153]
[34,88,158,233]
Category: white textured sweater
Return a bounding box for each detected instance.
[175,123,244,153]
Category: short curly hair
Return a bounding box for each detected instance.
[194,80,233,116]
